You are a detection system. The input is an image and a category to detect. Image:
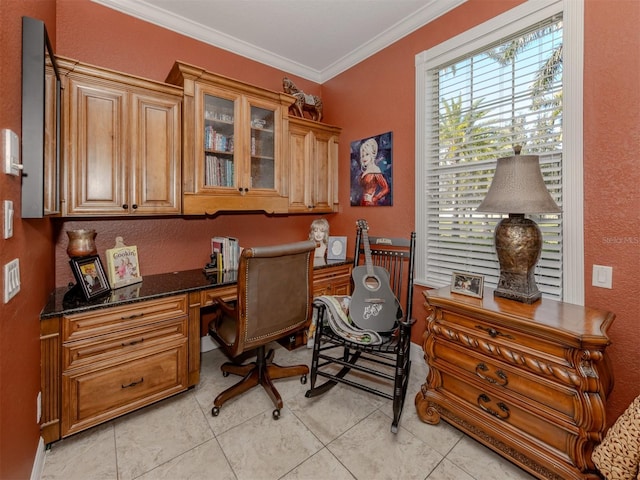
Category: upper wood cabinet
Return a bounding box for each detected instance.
[287,117,341,214]
[59,57,182,216]
[166,61,295,215]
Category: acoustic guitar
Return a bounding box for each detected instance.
[349,219,402,334]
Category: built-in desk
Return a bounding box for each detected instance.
[40,260,352,444]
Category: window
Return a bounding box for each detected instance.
[415,0,584,304]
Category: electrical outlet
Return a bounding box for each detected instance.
[4,258,20,303]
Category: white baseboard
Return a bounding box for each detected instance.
[30,437,45,480]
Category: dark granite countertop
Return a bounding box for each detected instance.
[41,258,352,319]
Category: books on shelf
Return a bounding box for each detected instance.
[210,236,241,272]
[205,154,234,187]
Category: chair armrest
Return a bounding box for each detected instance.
[211,297,237,318]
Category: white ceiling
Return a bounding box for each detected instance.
[92,0,465,82]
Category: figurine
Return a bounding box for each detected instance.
[309,218,329,259]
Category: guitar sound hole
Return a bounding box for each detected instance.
[364,276,380,290]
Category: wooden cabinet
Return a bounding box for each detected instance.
[288,117,341,213]
[415,287,614,480]
[41,295,190,442]
[166,61,295,215]
[59,57,182,216]
[279,261,353,350]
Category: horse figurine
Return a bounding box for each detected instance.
[283,77,323,122]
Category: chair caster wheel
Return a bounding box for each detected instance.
[222,371,229,377]
[300,374,307,385]
[391,424,398,434]
[212,406,220,417]
[272,409,281,419]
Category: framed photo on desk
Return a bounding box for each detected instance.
[69,255,110,300]
[327,236,347,261]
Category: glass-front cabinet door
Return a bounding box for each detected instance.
[248,104,275,190]
[196,88,281,197]
[202,93,236,189]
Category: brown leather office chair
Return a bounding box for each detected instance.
[208,240,316,419]
[306,221,416,433]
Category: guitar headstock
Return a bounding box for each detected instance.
[356,219,369,232]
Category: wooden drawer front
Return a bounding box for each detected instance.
[64,316,187,370]
[435,312,582,388]
[440,369,574,461]
[200,286,237,308]
[63,295,188,342]
[62,344,187,437]
[313,265,352,296]
[433,339,578,420]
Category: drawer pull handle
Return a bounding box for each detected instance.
[122,338,144,347]
[475,363,508,386]
[477,393,510,420]
[121,313,144,320]
[122,378,144,389]
[475,325,513,339]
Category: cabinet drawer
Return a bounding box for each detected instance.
[63,295,188,342]
[440,369,574,461]
[200,286,237,308]
[313,264,352,296]
[63,316,187,370]
[433,339,578,420]
[437,310,575,372]
[62,344,187,437]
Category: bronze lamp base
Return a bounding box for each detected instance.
[494,214,543,304]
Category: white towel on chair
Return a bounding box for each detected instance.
[312,295,383,346]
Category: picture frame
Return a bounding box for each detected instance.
[69,255,110,300]
[327,236,347,261]
[350,131,393,206]
[451,272,484,298]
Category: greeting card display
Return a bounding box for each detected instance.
[105,237,142,289]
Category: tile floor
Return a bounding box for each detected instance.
[41,345,536,480]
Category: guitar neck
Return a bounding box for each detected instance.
[362,229,375,277]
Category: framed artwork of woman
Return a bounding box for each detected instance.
[350,132,393,206]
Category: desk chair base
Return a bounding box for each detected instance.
[212,345,309,419]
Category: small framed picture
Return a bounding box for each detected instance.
[69,255,111,300]
[451,272,484,298]
[327,236,347,261]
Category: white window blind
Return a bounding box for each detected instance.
[421,14,564,299]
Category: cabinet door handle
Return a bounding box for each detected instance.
[477,393,510,420]
[475,363,508,386]
[122,338,144,347]
[132,204,138,210]
[122,377,144,388]
[122,204,128,210]
[121,313,144,320]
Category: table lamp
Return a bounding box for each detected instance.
[477,146,561,303]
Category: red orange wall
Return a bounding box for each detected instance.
[1,0,638,477]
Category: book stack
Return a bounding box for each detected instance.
[205,154,234,186]
[210,236,241,272]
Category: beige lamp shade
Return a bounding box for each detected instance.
[477,149,561,214]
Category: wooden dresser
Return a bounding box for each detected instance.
[415,287,614,480]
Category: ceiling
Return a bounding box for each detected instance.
[92,0,465,83]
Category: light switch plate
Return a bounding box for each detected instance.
[2,129,22,176]
[4,200,14,239]
[4,258,20,303]
[592,265,613,289]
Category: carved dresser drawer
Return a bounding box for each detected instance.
[416,287,614,480]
